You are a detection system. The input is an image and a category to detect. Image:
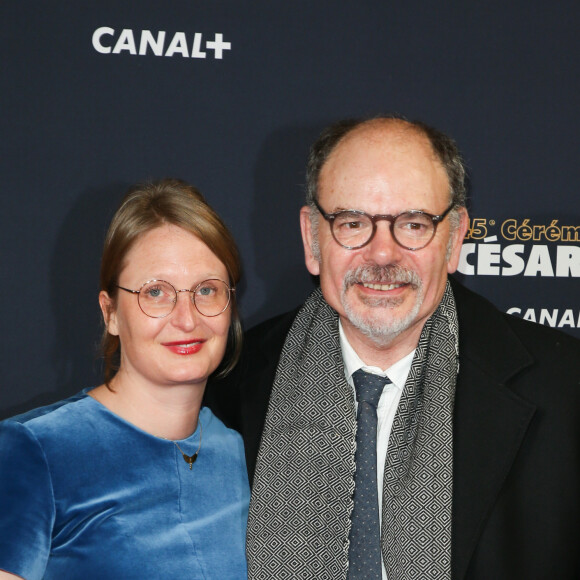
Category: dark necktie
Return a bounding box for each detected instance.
[348,369,391,579]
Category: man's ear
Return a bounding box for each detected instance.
[447,208,469,274]
[99,291,119,336]
[300,206,320,276]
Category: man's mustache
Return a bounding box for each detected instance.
[343,264,422,289]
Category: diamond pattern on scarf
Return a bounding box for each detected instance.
[348,370,391,579]
[381,283,458,580]
[247,289,357,579]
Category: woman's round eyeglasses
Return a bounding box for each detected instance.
[116,279,234,318]
[314,199,454,251]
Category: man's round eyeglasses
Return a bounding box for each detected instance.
[314,199,455,251]
[116,278,234,318]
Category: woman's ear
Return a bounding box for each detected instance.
[99,291,119,336]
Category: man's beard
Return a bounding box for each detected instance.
[341,264,424,346]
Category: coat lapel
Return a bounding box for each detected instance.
[450,279,536,579]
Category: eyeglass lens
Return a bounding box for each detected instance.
[332,211,436,249]
[137,279,231,318]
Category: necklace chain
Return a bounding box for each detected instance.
[165,419,203,471]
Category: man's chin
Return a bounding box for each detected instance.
[344,307,414,345]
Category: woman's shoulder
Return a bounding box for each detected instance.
[2,389,97,440]
[200,407,247,456]
[7,389,90,420]
[200,405,242,438]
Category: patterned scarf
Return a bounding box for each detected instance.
[381,283,458,580]
[247,284,458,580]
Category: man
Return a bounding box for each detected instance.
[207,116,579,579]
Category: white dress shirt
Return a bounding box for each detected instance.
[339,321,414,580]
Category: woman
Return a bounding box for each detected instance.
[0,179,249,579]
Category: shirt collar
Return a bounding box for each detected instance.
[338,319,415,391]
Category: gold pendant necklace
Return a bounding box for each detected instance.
[166,420,203,470]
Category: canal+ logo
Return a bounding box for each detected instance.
[92,27,231,59]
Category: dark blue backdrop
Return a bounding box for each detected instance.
[1,1,578,418]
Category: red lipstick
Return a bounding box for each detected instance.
[162,340,205,355]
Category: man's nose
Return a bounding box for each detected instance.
[361,220,404,264]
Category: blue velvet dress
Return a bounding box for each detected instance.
[0,390,249,579]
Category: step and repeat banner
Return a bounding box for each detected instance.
[1,2,578,418]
